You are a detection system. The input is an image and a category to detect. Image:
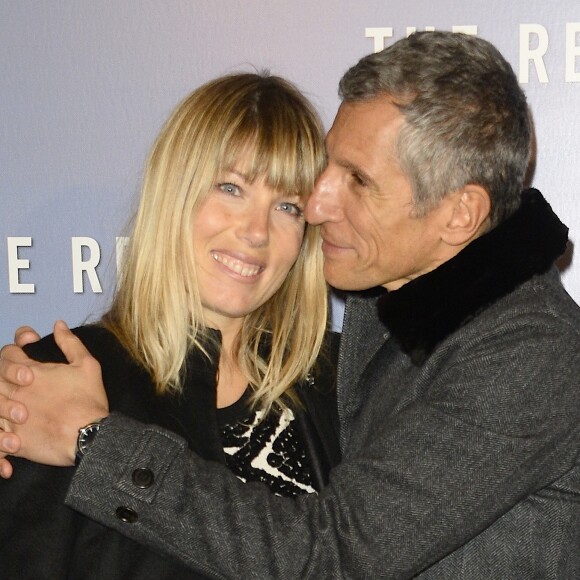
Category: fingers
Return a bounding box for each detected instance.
[0,457,15,479]
[0,344,35,386]
[0,345,35,387]
[0,397,28,424]
[0,343,33,364]
[0,427,20,479]
[14,325,41,347]
[0,344,32,429]
[0,431,20,454]
[53,320,94,367]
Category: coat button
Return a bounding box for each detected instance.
[132,467,155,489]
[116,506,138,523]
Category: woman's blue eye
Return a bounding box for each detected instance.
[218,183,239,195]
[278,202,303,217]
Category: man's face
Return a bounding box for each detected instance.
[305,98,449,292]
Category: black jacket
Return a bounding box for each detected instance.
[0,325,340,580]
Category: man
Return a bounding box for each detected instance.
[1,31,579,578]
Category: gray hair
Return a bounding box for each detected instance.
[339,31,531,226]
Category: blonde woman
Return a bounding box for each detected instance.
[0,73,339,579]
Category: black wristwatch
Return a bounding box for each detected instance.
[75,419,105,466]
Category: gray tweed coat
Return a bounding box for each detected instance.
[65,189,580,579]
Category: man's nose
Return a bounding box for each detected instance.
[305,167,344,225]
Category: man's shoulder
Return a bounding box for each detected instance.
[484,267,580,334]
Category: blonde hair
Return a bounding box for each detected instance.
[103,73,328,413]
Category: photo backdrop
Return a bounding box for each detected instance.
[2,1,579,343]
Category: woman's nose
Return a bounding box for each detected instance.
[236,207,270,247]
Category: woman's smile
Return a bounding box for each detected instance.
[210,251,264,278]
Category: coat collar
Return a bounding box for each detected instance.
[377,188,569,364]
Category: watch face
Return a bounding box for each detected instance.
[77,422,101,455]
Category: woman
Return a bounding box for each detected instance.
[0,73,339,579]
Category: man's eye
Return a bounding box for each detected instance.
[277,202,304,217]
[218,183,239,195]
[352,173,366,187]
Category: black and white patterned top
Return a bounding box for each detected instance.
[216,389,316,498]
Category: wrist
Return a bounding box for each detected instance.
[74,416,108,466]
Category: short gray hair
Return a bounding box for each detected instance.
[339,31,531,226]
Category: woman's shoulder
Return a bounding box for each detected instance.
[24,323,123,364]
[291,330,342,481]
[24,324,150,400]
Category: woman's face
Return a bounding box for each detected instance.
[192,165,306,333]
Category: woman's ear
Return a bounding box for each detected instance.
[442,185,491,246]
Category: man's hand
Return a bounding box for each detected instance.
[0,326,41,477]
[0,324,41,417]
[0,321,109,477]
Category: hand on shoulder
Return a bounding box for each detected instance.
[0,321,109,475]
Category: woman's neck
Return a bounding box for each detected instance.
[214,320,248,409]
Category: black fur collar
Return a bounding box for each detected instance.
[377,188,569,364]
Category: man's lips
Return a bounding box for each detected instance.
[211,251,264,277]
[321,238,350,254]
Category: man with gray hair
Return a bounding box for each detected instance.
[1,31,579,578]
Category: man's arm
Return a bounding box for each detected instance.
[1,317,579,578]
[0,327,39,478]
[65,315,580,578]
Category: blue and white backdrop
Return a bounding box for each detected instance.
[1,1,579,343]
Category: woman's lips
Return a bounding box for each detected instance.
[211,251,263,277]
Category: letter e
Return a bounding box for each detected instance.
[7,237,35,293]
[566,23,580,82]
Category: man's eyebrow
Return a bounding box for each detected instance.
[338,158,378,190]
[326,136,377,188]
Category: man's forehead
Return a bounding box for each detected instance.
[329,99,403,138]
[326,100,403,167]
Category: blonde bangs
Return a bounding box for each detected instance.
[215,94,325,203]
[104,73,328,406]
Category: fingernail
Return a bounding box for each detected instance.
[10,407,25,423]
[1,436,17,452]
[16,368,29,383]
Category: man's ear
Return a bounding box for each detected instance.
[441,185,491,246]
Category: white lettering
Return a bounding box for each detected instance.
[519,24,549,84]
[365,27,393,52]
[451,25,478,36]
[364,23,580,82]
[566,23,580,82]
[7,237,35,293]
[368,25,477,52]
[72,237,102,294]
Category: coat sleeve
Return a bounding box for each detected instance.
[65,313,580,579]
